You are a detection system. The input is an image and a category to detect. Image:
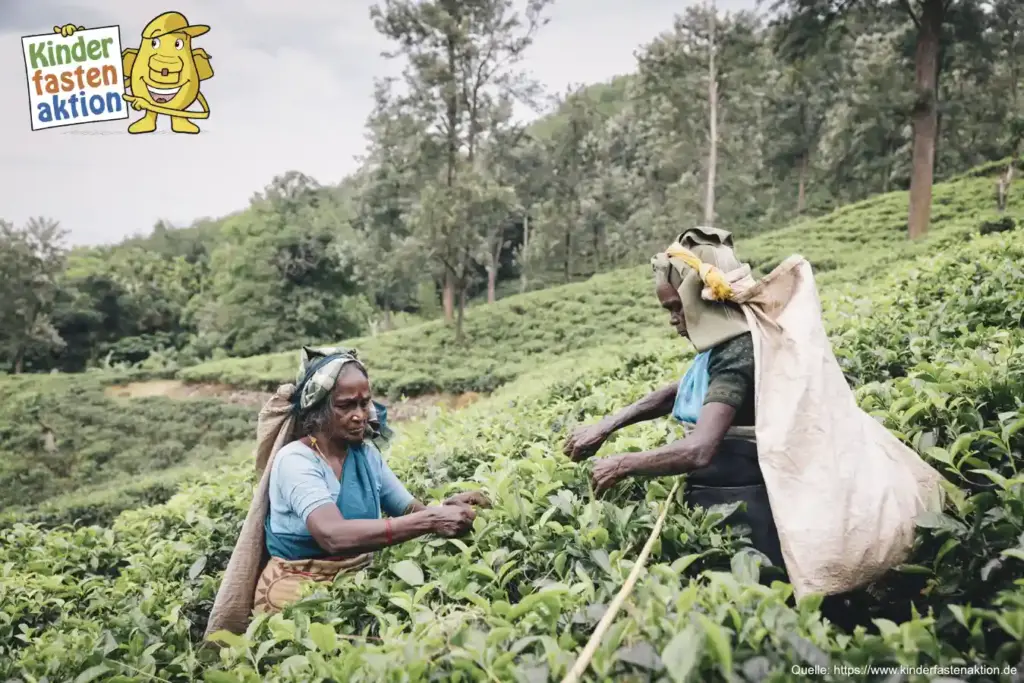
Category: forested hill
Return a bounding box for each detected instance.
[2,0,1023,376]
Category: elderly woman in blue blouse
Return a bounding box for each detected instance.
[253,346,489,613]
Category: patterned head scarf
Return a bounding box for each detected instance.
[651,226,750,352]
[292,346,393,443]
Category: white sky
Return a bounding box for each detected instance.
[0,0,757,246]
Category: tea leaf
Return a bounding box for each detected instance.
[308,622,337,653]
[662,624,703,683]
[74,664,111,683]
[391,560,425,587]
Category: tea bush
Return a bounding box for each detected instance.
[1,221,1021,681]
[9,174,1008,519]
[177,176,1014,399]
[0,372,255,514]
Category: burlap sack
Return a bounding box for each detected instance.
[723,255,945,598]
[204,384,299,638]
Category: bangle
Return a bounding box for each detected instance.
[385,518,393,545]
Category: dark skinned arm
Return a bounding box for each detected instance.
[600,382,678,433]
[592,333,754,494]
[591,402,737,495]
[306,495,487,554]
[624,402,736,475]
[304,505,440,555]
[566,382,679,462]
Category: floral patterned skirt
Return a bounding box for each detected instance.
[254,553,372,614]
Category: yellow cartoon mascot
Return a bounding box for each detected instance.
[55,12,213,134]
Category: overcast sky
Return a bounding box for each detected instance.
[0,0,757,247]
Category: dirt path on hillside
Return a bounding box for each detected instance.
[103,380,480,422]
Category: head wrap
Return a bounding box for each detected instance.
[651,226,750,352]
[292,346,393,443]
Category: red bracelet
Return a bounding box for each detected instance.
[385,518,393,545]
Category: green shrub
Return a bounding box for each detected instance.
[2,172,1023,678]
[1,213,1022,681]
[177,175,1024,403]
[0,372,255,511]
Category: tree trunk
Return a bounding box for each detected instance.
[455,280,467,342]
[704,0,718,227]
[445,37,459,189]
[797,150,809,214]
[519,213,529,294]
[12,345,25,374]
[907,0,944,240]
[999,161,1015,213]
[563,212,572,284]
[442,271,455,322]
[933,39,946,174]
[382,306,392,331]
[487,227,503,304]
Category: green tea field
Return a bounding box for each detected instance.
[1,172,1023,681]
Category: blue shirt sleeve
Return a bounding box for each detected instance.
[276,450,336,523]
[379,456,415,517]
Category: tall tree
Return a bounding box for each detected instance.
[196,172,371,356]
[532,86,601,283]
[371,0,551,338]
[705,0,719,225]
[634,7,770,234]
[476,103,528,303]
[349,79,429,329]
[0,218,68,373]
[766,21,843,214]
[772,0,962,239]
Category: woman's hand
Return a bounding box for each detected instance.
[444,491,491,508]
[591,455,632,497]
[563,423,611,462]
[429,503,476,537]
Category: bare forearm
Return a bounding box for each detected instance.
[319,510,435,555]
[621,403,738,478]
[622,440,714,478]
[603,383,677,432]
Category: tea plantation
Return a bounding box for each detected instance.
[1,174,1023,681]
[0,373,255,527]
[175,174,1008,398]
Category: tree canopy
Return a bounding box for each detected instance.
[4,0,1022,372]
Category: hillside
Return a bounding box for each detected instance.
[1,186,1021,679]
[2,170,1018,530]
[177,172,1012,398]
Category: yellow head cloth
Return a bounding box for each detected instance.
[664,243,734,302]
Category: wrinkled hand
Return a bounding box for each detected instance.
[591,455,631,497]
[444,491,491,509]
[53,24,85,38]
[430,503,476,538]
[563,423,610,462]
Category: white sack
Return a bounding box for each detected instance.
[723,255,945,599]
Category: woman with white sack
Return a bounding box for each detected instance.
[564,226,944,607]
